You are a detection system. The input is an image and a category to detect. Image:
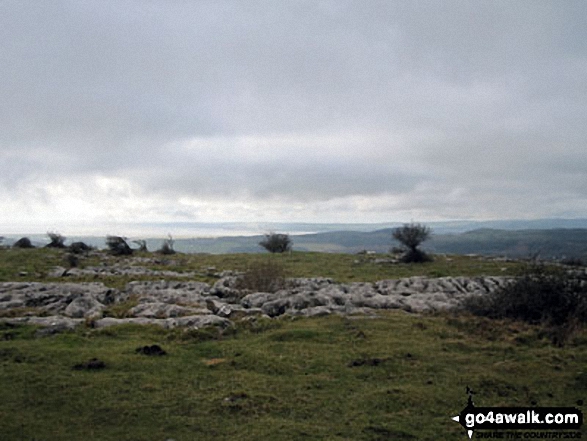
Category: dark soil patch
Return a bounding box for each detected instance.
[73,358,106,370]
[135,345,167,356]
[348,357,386,367]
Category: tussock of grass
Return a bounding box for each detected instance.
[102,295,140,319]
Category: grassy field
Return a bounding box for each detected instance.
[0,248,523,289]
[0,248,584,440]
[1,313,586,440]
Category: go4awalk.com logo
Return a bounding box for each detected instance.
[452,389,583,439]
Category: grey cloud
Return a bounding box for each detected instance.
[131,143,423,202]
[0,0,586,225]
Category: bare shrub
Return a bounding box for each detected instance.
[158,234,175,255]
[133,240,148,252]
[259,233,292,254]
[237,260,286,293]
[106,236,133,256]
[66,253,79,268]
[46,232,66,248]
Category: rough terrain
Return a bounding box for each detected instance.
[0,263,511,331]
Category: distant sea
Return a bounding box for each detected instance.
[0,222,401,249]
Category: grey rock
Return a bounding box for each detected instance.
[205,299,233,317]
[293,306,333,317]
[94,317,167,328]
[241,291,286,308]
[167,315,232,329]
[261,298,291,317]
[0,275,514,323]
[0,282,116,314]
[129,302,210,318]
[125,280,210,305]
[211,276,243,300]
[0,315,83,329]
[49,265,199,279]
[64,296,105,319]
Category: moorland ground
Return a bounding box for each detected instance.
[0,248,585,440]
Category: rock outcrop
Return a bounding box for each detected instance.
[0,275,511,330]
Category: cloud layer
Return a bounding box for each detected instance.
[1,0,586,232]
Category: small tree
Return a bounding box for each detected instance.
[46,232,66,248]
[259,233,292,253]
[392,223,432,263]
[106,236,133,256]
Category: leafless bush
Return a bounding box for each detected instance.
[133,240,148,252]
[158,234,175,255]
[66,253,79,268]
[46,232,66,248]
[237,260,287,293]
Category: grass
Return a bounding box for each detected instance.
[0,313,586,440]
[0,248,522,289]
[0,248,580,439]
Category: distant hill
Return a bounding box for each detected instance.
[427,228,587,259]
[3,221,587,259]
[168,228,587,258]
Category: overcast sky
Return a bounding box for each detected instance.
[1,0,586,234]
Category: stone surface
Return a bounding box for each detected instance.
[64,295,105,319]
[129,302,210,318]
[0,275,513,329]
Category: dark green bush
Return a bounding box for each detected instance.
[561,257,585,267]
[106,236,133,256]
[259,233,292,253]
[13,237,34,249]
[69,241,91,254]
[462,263,587,345]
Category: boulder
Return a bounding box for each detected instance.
[166,315,232,329]
[0,315,83,330]
[64,296,105,319]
